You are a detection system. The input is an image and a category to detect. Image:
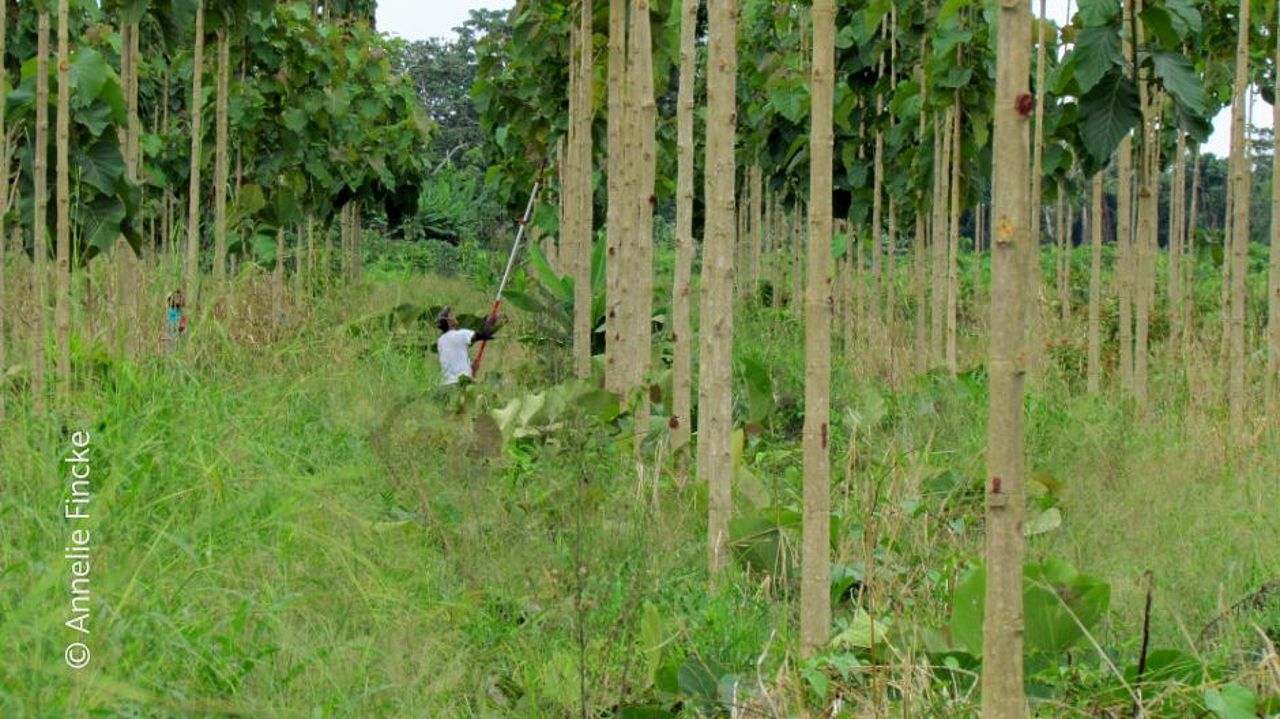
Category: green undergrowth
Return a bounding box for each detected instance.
[2,265,1278,717]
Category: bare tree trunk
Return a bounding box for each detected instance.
[273,226,283,332]
[801,0,833,657]
[750,165,763,297]
[55,0,72,402]
[352,203,361,282]
[1063,200,1073,322]
[886,197,898,372]
[1185,146,1200,345]
[571,0,595,379]
[699,0,737,582]
[946,103,962,374]
[1170,132,1186,351]
[672,0,698,450]
[792,199,805,311]
[983,0,1032,710]
[185,1,206,304]
[1026,0,1048,378]
[32,12,48,415]
[1055,186,1066,322]
[605,0,628,393]
[1269,32,1280,411]
[930,108,951,366]
[213,29,230,285]
[1117,138,1134,392]
[0,0,5,422]
[1088,172,1104,392]
[1227,0,1251,440]
[634,0,657,443]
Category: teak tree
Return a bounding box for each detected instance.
[982,0,1032,713]
[699,0,736,581]
[801,0,833,658]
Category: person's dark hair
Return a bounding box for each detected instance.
[435,306,452,334]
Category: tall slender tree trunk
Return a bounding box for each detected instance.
[1027,0,1048,377]
[801,0,834,657]
[1227,0,1251,441]
[886,197,898,370]
[185,1,206,304]
[946,103,962,373]
[1088,172,1104,392]
[1055,187,1066,322]
[1063,200,1073,322]
[605,0,627,393]
[788,198,798,308]
[672,0,698,451]
[571,0,595,379]
[750,165,763,296]
[1170,132,1186,351]
[31,11,49,415]
[1185,146,1200,345]
[122,20,142,358]
[914,61,928,375]
[983,0,1032,710]
[1132,25,1157,409]
[213,29,230,285]
[699,0,737,581]
[55,0,71,402]
[1269,31,1280,411]
[626,0,657,449]
[1117,138,1134,392]
[930,109,952,366]
[0,0,6,422]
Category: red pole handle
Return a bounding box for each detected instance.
[470,298,503,377]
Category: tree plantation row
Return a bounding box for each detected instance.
[0,0,434,420]
[2,0,1279,715]
[475,0,1280,714]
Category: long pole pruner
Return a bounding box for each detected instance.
[471,158,548,377]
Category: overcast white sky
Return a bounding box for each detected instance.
[377,0,1266,158]
[377,0,514,42]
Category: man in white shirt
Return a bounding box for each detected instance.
[436,306,503,385]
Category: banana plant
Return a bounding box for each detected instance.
[503,232,607,354]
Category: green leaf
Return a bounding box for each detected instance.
[1164,0,1201,35]
[1069,26,1124,94]
[950,558,1110,657]
[1139,5,1181,47]
[1204,684,1257,719]
[283,108,309,134]
[74,138,127,195]
[1077,0,1120,26]
[75,195,126,260]
[936,66,973,89]
[737,356,774,424]
[526,242,571,304]
[1151,50,1206,117]
[1078,70,1141,165]
[70,48,110,104]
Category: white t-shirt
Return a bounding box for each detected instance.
[437,329,477,385]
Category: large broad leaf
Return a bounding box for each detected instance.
[1204,684,1258,719]
[75,195,127,260]
[70,49,110,107]
[737,356,774,425]
[74,137,127,196]
[1078,70,1141,165]
[1151,50,1207,117]
[1164,0,1201,35]
[1069,26,1124,94]
[1077,0,1120,26]
[526,242,571,304]
[1140,5,1185,47]
[949,558,1110,657]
